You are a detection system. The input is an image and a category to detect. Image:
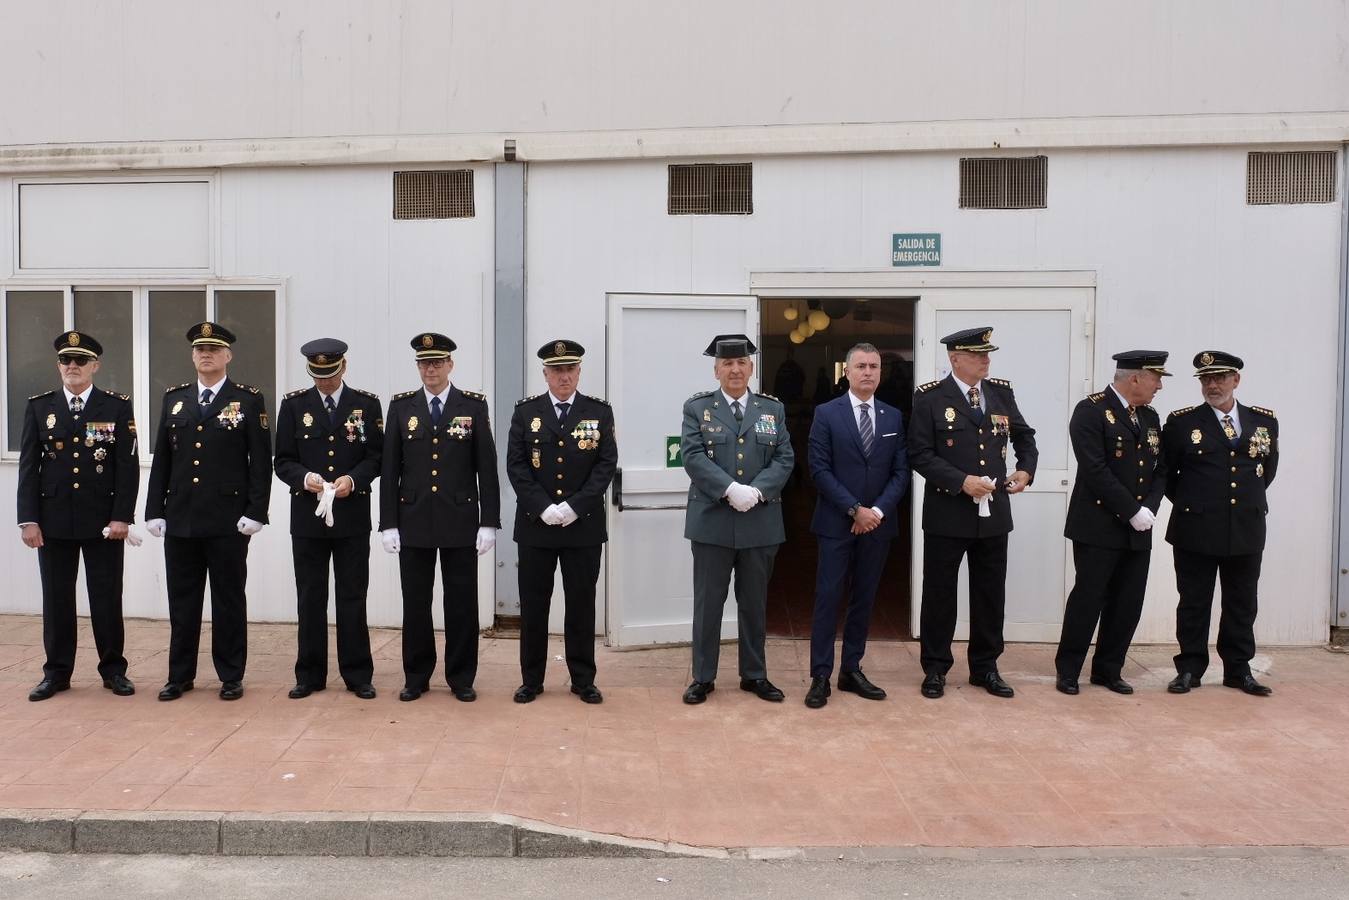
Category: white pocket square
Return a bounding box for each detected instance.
[881,432,898,437]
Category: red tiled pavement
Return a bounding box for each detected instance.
[2,614,1347,849]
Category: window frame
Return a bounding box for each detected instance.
[1,277,286,463]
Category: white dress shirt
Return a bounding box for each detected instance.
[1209,403,1240,437]
[197,377,227,403]
[951,374,984,411]
[63,385,94,409]
[847,391,884,520]
[548,390,577,421]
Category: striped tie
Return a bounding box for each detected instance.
[859,402,874,456]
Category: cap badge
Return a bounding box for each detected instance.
[1200,352,1214,366]
[201,323,213,338]
[316,354,328,364]
[982,331,992,343]
[69,332,80,346]
[554,341,567,356]
[421,334,433,348]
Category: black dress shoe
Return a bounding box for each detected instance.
[348,683,376,700]
[157,681,194,701]
[451,685,477,702]
[102,674,135,696]
[739,678,785,702]
[838,669,886,700]
[1055,676,1080,695]
[804,677,831,709]
[28,678,70,702]
[1167,672,1201,694]
[920,671,946,699]
[1223,673,1272,696]
[219,681,244,701]
[1089,674,1134,695]
[682,681,715,704]
[514,684,542,703]
[399,685,426,702]
[288,683,324,699]
[970,671,1015,698]
[571,684,603,704]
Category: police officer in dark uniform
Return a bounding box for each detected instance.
[380,332,501,702]
[274,339,383,700]
[909,327,1038,699]
[506,340,617,705]
[145,321,272,701]
[18,331,139,701]
[1054,351,1170,696]
[1162,351,1278,696]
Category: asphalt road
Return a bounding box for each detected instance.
[2,851,1348,899]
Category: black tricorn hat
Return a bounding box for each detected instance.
[702,334,758,359]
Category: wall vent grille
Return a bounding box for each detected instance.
[1246,151,1336,205]
[959,156,1048,209]
[394,170,475,219]
[668,163,753,215]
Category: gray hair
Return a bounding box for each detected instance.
[846,342,881,365]
[1112,368,1135,384]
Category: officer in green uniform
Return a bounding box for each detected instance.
[1162,351,1278,696]
[680,335,794,705]
[18,331,139,701]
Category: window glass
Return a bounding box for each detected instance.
[73,290,134,399]
[5,291,65,452]
[148,290,206,439]
[215,289,277,425]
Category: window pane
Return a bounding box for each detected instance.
[6,291,65,452]
[148,290,205,440]
[215,290,276,422]
[73,290,134,399]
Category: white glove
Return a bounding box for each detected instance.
[556,502,579,527]
[314,481,337,527]
[725,482,760,512]
[146,519,167,538]
[381,528,401,553]
[975,477,997,518]
[237,516,264,536]
[1129,507,1156,532]
[102,526,144,547]
[539,504,564,526]
[475,527,497,556]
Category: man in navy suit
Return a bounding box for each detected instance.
[804,343,910,709]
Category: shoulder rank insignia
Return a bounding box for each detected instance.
[1168,405,1198,418]
[516,393,543,406]
[284,388,308,400]
[459,389,486,401]
[1088,392,1105,403]
[988,377,1012,388]
[392,389,418,401]
[28,389,56,401]
[102,388,131,401]
[1250,405,1276,418]
[687,390,715,402]
[232,382,260,395]
[166,382,191,394]
[351,387,379,399]
[916,380,942,393]
[755,391,781,403]
[587,395,610,406]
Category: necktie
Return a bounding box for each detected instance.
[69,396,83,417]
[1128,405,1139,428]
[732,399,743,423]
[859,402,874,456]
[325,394,338,427]
[430,396,442,428]
[200,388,213,407]
[1222,414,1236,440]
[556,401,570,424]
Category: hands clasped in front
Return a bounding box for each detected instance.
[724,482,762,513]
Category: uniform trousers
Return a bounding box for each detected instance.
[1055,543,1150,680]
[398,545,478,690]
[809,531,891,678]
[517,543,602,689]
[291,534,374,688]
[164,533,250,684]
[1173,547,1262,679]
[919,533,1007,677]
[37,537,128,682]
[690,541,777,683]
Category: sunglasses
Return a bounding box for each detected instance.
[58,355,92,366]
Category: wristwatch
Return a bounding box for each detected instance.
[847,503,861,518]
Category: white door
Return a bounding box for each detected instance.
[606,293,758,647]
[911,287,1093,642]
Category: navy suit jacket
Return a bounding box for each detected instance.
[808,393,910,539]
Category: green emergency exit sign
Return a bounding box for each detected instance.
[666,436,683,468]
[892,233,941,266]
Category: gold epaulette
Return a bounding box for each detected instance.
[459,389,486,401]
[102,388,131,401]
[1250,405,1276,418]
[391,389,418,401]
[351,387,380,399]
[284,388,308,400]
[988,377,1012,388]
[916,380,942,393]
[516,393,543,406]
[233,382,260,394]
[165,382,191,394]
[1168,405,1198,418]
[1088,392,1105,403]
[687,390,715,402]
[28,389,56,401]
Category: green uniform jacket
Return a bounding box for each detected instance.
[681,389,794,549]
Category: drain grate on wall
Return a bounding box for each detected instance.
[393,170,475,219]
[959,156,1048,209]
[668,163,753,215]
[1246,151,1337,205]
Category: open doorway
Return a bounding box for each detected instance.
[759,298,916,640]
